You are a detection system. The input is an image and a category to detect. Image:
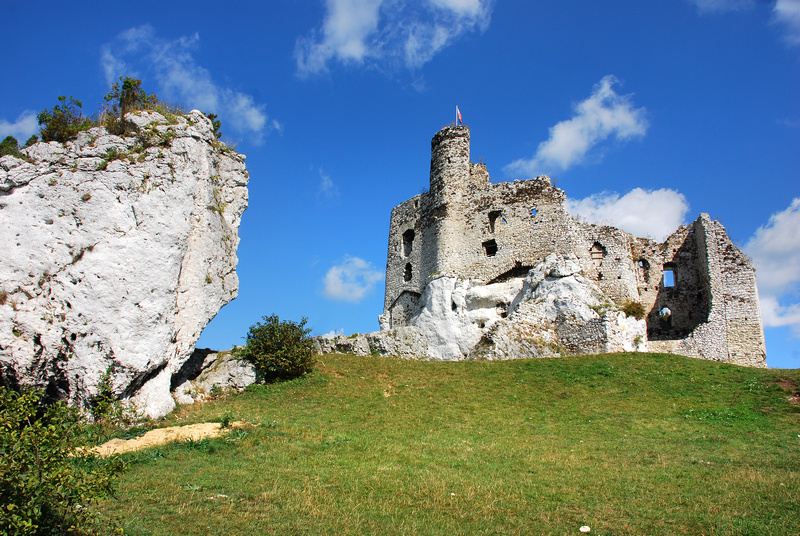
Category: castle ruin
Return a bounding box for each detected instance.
[376,125,766,367]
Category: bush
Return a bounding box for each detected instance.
[37,96,93,143]
[204,112,222,139]
[0,387,124,535]
[621,300,647,320]
[238,315,316,382]
[103,76,158,135]
[0,135,22,158]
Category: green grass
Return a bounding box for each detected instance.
[102,353,800,535]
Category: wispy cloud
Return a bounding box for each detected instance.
[322,255,384,303]
[566,188,690,242]
[774,0,800,46]
[744,198,800,335]
[0,110,39,141]
[317,168,340,201]
[505,75,648,178]
[688,0,753,13]
[295,0,493,76]
[100,25,278,143]
[689,0,800,48]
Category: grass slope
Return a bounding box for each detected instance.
[104,353,800,536]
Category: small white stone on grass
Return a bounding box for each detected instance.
[579,526,591,533]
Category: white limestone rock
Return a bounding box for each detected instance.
[366,327,429,359]
[0,111,248,418]
[316,254,645,362]
[171,349,256,405]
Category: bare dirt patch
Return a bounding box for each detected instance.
[776,378,799,405]
[92,421,245,456]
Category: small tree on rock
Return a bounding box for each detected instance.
[103,76,157,134]
[37,96,92,142]
[0,136,21,158]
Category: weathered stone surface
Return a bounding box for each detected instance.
[373,125,765,366]
[0,110,249,417]
[171,348,256,405]
[313,334,371,356]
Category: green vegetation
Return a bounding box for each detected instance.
[34,76,224,145]
[98,353,799,535]
[236,315,316,382]
[0,135,22,158]
[37,96,94,143]
[0,387,124,535]
[621,299,647,320]
[102,77,157,135]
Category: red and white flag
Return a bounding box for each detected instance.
[456,106,462,124]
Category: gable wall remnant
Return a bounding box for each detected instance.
[378,125,766,367]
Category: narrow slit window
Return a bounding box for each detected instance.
[402,229,415,257]
[404,263,412,282]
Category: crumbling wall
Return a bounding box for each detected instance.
[378,125,766,367]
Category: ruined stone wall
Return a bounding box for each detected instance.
[380,125,766,367]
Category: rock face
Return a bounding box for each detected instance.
[171,348,256,405]
[0,110,248,417]
[314,254,646,361]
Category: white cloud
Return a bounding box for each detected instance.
[505,75,648,178]
[317,168,340,201]
[0,110,39,141]
[774,0,800,46]
[323,256,384,303]
[101,25,276,143]
[744,198,800,334]
[689,0,800,48]
[321,329,345,339]
[295,0,493,76]
[565,188,690,242]
[688,0,752,13]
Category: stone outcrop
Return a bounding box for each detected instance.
[0,110,248,417]
[171,348,256,405]
[314,254,646,361]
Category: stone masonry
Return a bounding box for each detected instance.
[373,125,766,367]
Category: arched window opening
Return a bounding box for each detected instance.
[402,229,415,257]
[488,210,502,233]
[483,239,498,257]
[658,307,672,325]
[403,263,412,282]
[638,258,651,283]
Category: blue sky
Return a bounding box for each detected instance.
[2,0,798,368]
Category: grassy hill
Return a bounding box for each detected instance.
[103,353,800,535]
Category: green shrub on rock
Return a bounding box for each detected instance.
[37,96,93,143]
[238,315,316,382]
[0,136,22,158]
[621,300,647,320]
[0,387,124,535]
